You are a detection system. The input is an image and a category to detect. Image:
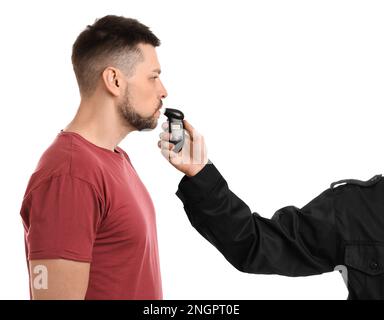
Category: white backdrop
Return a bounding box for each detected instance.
[1,0,383,300]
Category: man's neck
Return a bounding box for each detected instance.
[64,98,134,152]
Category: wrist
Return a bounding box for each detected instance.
[185,163,208,177]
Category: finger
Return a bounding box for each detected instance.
[161,121,169,131]
[161,148,170,160]
[160,140,175,151]
[183,119,198,138]
[161,148,178,161]
[159,131,171,141]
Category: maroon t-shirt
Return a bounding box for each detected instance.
[20,131,162,299]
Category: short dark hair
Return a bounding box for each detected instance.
[71,15,161,97]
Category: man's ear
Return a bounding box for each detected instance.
[102,67,122,97]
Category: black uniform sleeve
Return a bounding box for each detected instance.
[176,163,342,277]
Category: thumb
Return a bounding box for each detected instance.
[183,119,196,136]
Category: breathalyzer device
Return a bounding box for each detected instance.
[163,108,185,153]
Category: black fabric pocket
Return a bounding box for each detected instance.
[344,243,384,299]
[345,243,384,276]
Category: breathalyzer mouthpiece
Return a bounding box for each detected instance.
[164,108,184,120]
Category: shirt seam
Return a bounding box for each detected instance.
[23,134,104,209]
[22,174,105,215]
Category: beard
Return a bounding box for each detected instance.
[117,87,161,131]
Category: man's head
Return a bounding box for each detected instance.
[72,15,167,130]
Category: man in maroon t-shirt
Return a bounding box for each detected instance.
[20,15,167,299]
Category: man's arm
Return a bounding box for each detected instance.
[29,259,90,300]
[20,175,103,300]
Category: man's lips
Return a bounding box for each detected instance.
[154,107,162,117]
[155,103,163,113]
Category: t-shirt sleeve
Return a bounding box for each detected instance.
[20,174,103,263]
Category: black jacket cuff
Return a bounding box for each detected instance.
[176,161,223,205]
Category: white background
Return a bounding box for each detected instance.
[0,0,383,300]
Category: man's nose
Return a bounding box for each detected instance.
[159,80,168,99]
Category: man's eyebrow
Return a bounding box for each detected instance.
[152,68,162,74]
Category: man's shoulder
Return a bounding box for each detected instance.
[24,133,106,198]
